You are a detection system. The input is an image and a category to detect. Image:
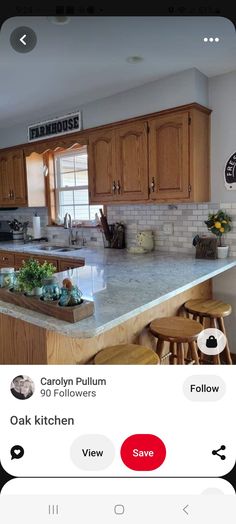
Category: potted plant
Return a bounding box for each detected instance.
[8,219,29,242]
[17,258,56,296]
[204,209,232,258]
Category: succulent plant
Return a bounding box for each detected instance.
[17,258,56,292]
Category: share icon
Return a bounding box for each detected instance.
[212,445,226,460]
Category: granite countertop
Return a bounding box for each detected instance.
[0,245,236,338]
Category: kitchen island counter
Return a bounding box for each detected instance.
[0,249,235,364]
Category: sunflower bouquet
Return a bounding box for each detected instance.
[204,209,232,246]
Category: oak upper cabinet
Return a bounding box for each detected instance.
[148,105,210,202]
[0,149,27,205]
[89,122,148,203]
[148,111,189,201]
[0,152,11,204]
[11,149,28,204]
[0,148,46,207]
[88,128,116,202]
[116,122,148,201]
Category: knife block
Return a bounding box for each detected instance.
[195,236,218,259]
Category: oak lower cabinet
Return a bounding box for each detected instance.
[58,259,85,271]
[0,149,46,207]
[148,106,210,202]
[89,122,148,203]
[14,254,58,271]
[0,251,15,268]
[3,252,85,272]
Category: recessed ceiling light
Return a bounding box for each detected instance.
[126,56,144,64]
[47,16,71,25]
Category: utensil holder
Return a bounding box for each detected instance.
[101,223,125,249]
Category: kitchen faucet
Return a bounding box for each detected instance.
[63,214,86,246]
[64,213,75,245]
[69,227,76,245]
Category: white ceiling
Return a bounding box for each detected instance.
[0,16,236,127]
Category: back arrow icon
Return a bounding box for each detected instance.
[183,505,189,515]
[20,34,27,46]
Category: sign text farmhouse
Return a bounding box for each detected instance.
[28,112,81,142]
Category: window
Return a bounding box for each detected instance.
[54,147,102,221]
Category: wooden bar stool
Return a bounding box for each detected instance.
[184,299,232,365]
[94,344,160,365]
[149,317,203,365]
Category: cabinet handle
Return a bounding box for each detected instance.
[8,191,11,199]
[112,181,116,194]
[117,180,121,194]
[11,190,15,199]
[151,177,155,192]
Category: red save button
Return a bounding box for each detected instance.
[120,434,166,471]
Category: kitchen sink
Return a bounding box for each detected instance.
[56,247,82,252]
[37,245,63,251]
[37,245,82,252]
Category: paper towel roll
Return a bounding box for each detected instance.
[33,215,41,238]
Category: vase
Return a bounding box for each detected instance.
[217,246,229,259]
[0,268,15,288]
[34,287,43,296]
[59,286,82,306]
[25,289,35,296]
[41,277,61,301]
[12,231,24,242]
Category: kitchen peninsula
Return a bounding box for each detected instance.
[0,245,235,364]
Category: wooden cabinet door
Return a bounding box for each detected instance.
[115,122,148,201]
[10,150,27,205]
[88,129,116,203]
[14,254,58,271]
[0,152,12,204]
[149,112,190,201]
[14,254,28,269]
[31,255,58,271]
[0,251,15,268]
[0,149,27,206]
[58,259,85,271]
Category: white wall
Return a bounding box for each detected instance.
[209,71,236,350]
[209,71,236,203]
[0,68,208,148]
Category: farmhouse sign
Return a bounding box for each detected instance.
[28,111,81,142]
[224,151,236,190]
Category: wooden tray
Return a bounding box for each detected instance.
[0,287,94,323]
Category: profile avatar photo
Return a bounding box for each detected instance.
[10,375,35,400]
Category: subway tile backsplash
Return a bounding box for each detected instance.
[1,202,236,255]
[107,202,236,256]
[0,207,48,229]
